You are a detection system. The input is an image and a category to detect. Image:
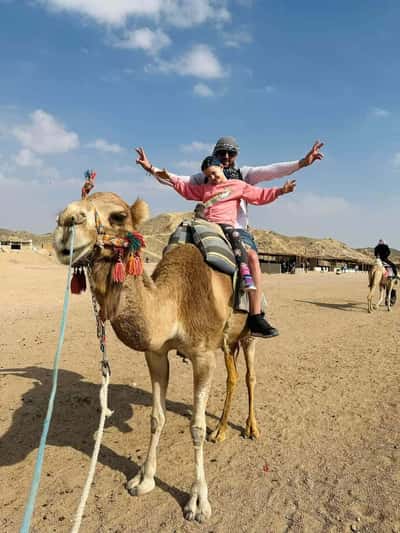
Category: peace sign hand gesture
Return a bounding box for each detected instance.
[299,140,324,168]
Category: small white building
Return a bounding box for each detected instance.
[0,239,33,251]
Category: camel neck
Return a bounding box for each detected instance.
[89,262,175,352]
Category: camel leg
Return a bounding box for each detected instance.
[387,284,392,311]
[127,350,169,496]
[367,271,374,313]
[208,346,239,443]
[242,337,260,439]
[367,285,375,313]
[376,286,385,309]
[184,352,215,523]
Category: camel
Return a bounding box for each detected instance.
[53,191,260,523]
[367,258,397,313]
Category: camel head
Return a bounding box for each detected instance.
[53,192,149,266]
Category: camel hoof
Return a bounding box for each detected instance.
[127,471,155,496]
[207,427,227,443]
[244,425,260,440]
[184,498,211,523]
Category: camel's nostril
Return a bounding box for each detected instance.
[61,248,70,256]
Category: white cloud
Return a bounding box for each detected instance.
[13,109,79,154]
[37,0,164,26]
[223,29,252,48]
[193,83,214,97]
[181,141,213,153]
[114,27,171,55]
[88,138,124,153]
[370,107,390,118]
[15,148,43,167]
[154,44,225,79]
[160,0,230,29]
[37,0,231,28]
[393,152,400,168]
[284,193,351,217]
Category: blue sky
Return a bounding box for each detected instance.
[1,0,399,247]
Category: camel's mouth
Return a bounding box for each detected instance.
[56,243,94,266]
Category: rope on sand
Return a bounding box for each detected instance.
[20,226,76,533]
[70,268,113,533]
[70,369,112,533]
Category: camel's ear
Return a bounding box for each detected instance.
[130,198,150,227]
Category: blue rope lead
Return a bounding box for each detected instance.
[20,226,76,533]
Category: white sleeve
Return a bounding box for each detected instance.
[241,161,300,185]
[152,168,204,187]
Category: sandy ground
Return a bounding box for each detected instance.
[0,250,399,533]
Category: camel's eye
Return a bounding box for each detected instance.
[110,212,128,225]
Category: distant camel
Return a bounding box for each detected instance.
[367,258,397,312]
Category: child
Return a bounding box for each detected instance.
[139,154,296,337]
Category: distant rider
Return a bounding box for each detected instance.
[374,239,397,305]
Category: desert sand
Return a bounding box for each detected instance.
[0,250,399,532]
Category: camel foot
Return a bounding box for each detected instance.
[127,468,155,496]
[207,425,227,443]
[184,488,211,523]
[244,419,260,439]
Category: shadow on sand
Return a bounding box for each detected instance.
[294,299,367,312]
[0,366,242,506]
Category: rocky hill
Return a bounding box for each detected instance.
[139,212,374,264]
[1,213,378,264]
[356,247,400,264]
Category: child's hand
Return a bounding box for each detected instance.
[135,147,153,173]
[154,168,172,182]
[281,179,296,194]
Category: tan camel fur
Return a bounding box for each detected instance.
[53,192,260,523]
[367,258,397,313]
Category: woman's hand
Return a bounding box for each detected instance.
[135,147,153,173]
[280,179,296,194]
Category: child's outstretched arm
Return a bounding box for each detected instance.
[242,179,296,205]
[135,147,173,183]
[135,146,203,201]
[135,146,204,185]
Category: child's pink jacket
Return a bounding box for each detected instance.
[169,176,280,226]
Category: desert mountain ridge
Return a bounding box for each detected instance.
[3,212,397,265]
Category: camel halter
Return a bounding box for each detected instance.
[71,170,146,294]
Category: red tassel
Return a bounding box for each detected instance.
[78,267,87,292]
[71,270,81,294]
[113,259,126,283]
[71,267,87,294]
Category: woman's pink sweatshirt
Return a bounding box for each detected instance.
[169,176,280,226]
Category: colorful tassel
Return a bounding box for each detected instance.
[112,250,126,283]
[71,267,87,294]
[78,267,87,292]
[81,169,96,199]
[126,253,143,276]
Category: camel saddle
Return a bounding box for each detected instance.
[165,218,253,313]
[382,262,395,278]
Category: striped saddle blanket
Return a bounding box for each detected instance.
[166,219,253,312]
[167,218,237,275]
